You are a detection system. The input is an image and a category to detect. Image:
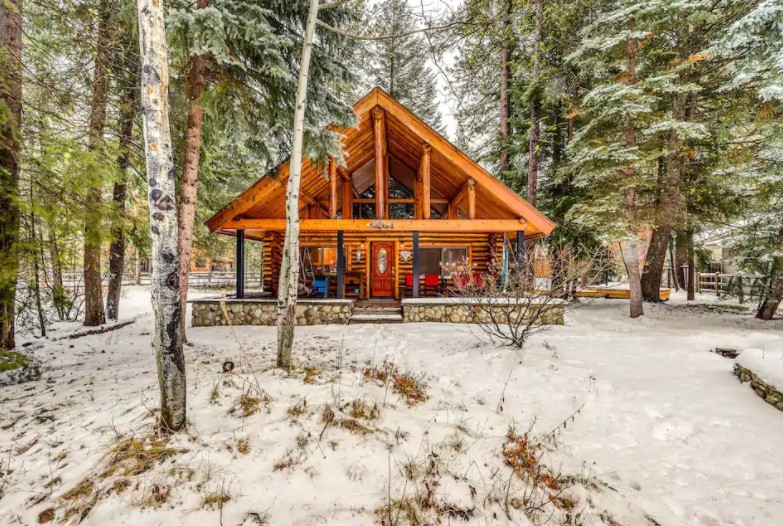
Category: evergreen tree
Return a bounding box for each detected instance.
[361,0,443,130]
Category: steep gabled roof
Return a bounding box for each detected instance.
[206,87,555,236]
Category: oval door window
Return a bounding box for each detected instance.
[377,248,388,273]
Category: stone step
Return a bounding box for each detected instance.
[349,313,403,324]
[352,307,401,316]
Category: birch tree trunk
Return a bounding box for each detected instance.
[0,0,22,350]
[277,0,320,370]
[498,0,511,175]
[137,0,187,431]
[621,31,643,318]
[178,0,210,341]
[106,83,137,321]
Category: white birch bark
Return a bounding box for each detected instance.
[137,0,187,430]
[277,0,320,369]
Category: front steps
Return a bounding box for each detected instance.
[350,304,403,324]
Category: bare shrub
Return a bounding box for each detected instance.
[364,359,429,406]
[447,242,610,349]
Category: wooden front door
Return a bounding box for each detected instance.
[371,242,394,297]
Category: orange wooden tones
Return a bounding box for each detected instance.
[205,87,556,238]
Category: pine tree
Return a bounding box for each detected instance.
[0,0,22,349]
[362,0,443,130]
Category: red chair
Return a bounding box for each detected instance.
[404,273,413,297]
[471,273,484,289]
[424,274,441,296]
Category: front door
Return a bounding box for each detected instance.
[371,242,394,297]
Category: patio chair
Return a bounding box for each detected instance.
[424,274,441,296]
[311,278,329,298]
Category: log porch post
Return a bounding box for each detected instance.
[372,107,387,219]
[412,230,420,298]
[341,172,353,219]
[337,230,345,298]
[236,229,245,299]
[467,180,476,219]
[328,156,338,218]
[516,230,526,265]
[419,143,431,219]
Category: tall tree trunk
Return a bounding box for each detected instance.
[527,0,543,207]
[498,0,512,175]
[137,0,187,431]
[0,0,22,350]
[686,228,695,301]
[135,247,142,285]
[641,81,688,301]
[48,224,66,320]
[757,226,783,320]
[106,83,137,321]
[28,183,46,336]
[277,0,319,370]
[83,0,111,326]
[178,0,210,341]
[622,31,643,318]
[674,229,687,291]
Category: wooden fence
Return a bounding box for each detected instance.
[63,271,262,290]
[695,272,764,303]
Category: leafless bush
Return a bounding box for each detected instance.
[446,242,610,349]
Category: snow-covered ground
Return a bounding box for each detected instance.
[737,348,783,390]
[2,287,783,525]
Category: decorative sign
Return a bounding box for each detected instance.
[367,220,394,230]
[400,250,413,262]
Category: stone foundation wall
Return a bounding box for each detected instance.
[735,363,783,412]
[402,300,564,325]
[192,299,353,326]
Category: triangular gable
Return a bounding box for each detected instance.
[206,87,556,237]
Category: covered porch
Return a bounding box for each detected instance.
[226,220,531,301]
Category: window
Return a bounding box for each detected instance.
[301,247,340,274]
[441,248,468,277]
[390,202,414,219]
[419,248,441,275]
[416,247,469,277]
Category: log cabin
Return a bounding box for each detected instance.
[204,87,555,309]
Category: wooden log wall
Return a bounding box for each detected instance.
[262,232,283,294]
[260,231,499,299]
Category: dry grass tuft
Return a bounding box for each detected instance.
[348,399,380,420]
[203,489,231,509]
[233,393,261,418]
[364,360,428,406]
[61,479,94,501]
[231,388,272,418]
[37,508,55,524]
[287,399,308,418]
[321,402,374,436]
[16,437,39,454]
[101,436,186,478]
[141,484,171,508]
[237,438,251,455]
[303,366,320,384]
[113,478,130,494]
